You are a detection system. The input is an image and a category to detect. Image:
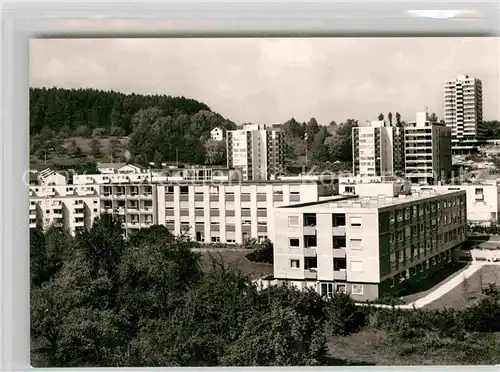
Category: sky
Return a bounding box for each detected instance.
[30,37,499,125]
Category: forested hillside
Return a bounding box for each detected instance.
[29,88,236,166]
[29,87,219,135]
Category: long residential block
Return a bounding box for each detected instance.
[273,188,467,301]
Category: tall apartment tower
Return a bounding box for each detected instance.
[226,124,284,181]
[405,112,452,185]
[444,74,483,152]
[352,120,404,178]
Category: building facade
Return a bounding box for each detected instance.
[352,120,404,178]
[273,187,467,301]
[210,127,225,141]
[404,112,452,185]
[29,184,100,234]
[30,173,336,243]
[413,181,500,226]
[444,74,484,152]
[226,124,285,181]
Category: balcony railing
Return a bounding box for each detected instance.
[332,270,347,280]
[332,226,346,236]
[304,268,318,280]
[333,248,346,258]
[304,247,317,257]
[303,225,316,235]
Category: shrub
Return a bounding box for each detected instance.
[324,292,366,336]
[245,239,273,264]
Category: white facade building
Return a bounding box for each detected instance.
[352,120,404,178]
[38,168,67,186]
[413,181,500,226]
[29,184,100,234]
[273,184,467,301]
[97,163,143,175]
[404,112,452,185]
[210,127,225,141]
[444,74,484,152]
[30,170,337,243]
[226,124,284,181]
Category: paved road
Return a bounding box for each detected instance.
[356,262,487,309]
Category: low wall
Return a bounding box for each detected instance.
[456,249,500,262]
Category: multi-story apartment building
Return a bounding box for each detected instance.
[404,112,452,185]
[30,169,337,243]
[273,183,466,301]
[338,176,412,196]
[413,181,500,226]
[352,120,404,178]
[29,184,100,234]
[444,74,484,153]
[100,184,157,234]
[226,124,285,181]
[156,180,336,244]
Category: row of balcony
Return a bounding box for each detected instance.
[101,207,153,214]
[102,192,153,199]
[304,269,347,281]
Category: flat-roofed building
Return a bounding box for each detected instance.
[273,186,467,301]
[444,74,483,152]
[30,172,337,243]
[29,184,100,234]
[156,178,337,244]
[226,124,285,181]
[352,120,405,178]
[413,181,500,226]
[404,112,452,185]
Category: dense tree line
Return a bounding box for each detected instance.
[482,121,500,139]
[30,87,213,135]
[127,107,233,166]
[31,217,333,367]
[30,88,236,166]
[31,217,500,367]
[281,117,358,170]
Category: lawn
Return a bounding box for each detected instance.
[327,328,500,365]
[199,250,273,280]
[30,136,129,169]
[424,265,500,310]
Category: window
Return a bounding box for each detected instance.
[397,230,404,242]
[320,283,333,297]
[351,284,364,295]
[349,217,362,227]
[304,214,317,226]
[289,238,300,248]
[334,258,347,271]
[332,214,346,227]
[350,261,363,272]
[350,239,362,250]
[290,259,300,269]
[389,212,395,224]
[404,208,410,220]
[336,284,347,293]
[287,215,300,227]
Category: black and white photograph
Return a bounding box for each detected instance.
[29,37,500,367]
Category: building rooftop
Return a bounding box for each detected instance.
[97,162,128,169]
[279,189,464,211]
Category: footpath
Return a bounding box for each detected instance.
[356,262,487,309]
